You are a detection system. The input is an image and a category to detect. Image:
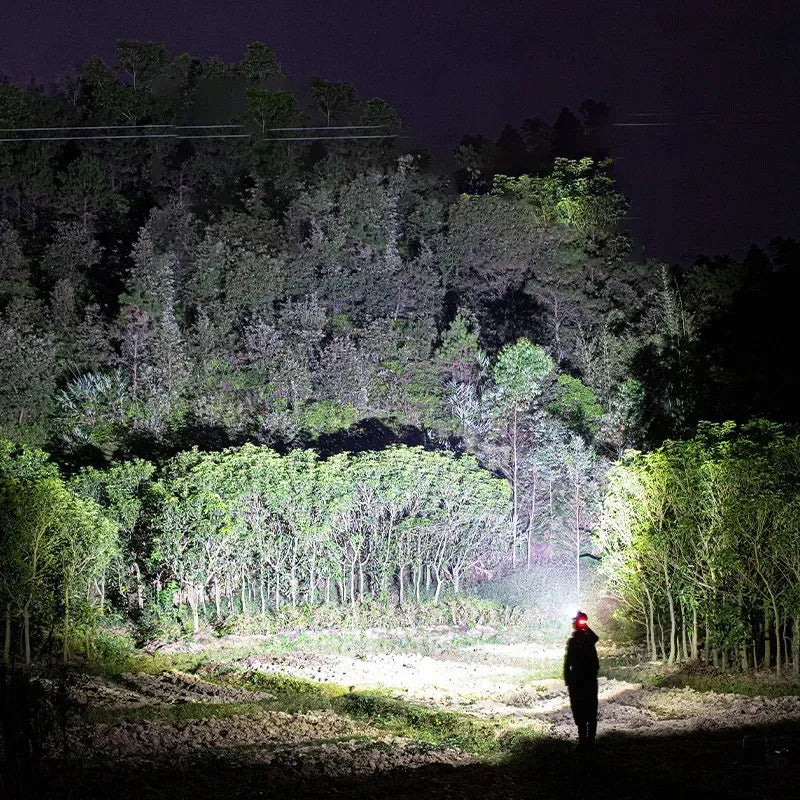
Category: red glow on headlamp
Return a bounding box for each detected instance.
[576,618,588,628]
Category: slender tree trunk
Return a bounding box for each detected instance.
[643,584,657,661]
[773,603,782,676]
[691,606,699,661]
[187,590,199,634]
[63,586,70,663]
[663,561,676,664]
[433,567,443,604]
[134,562,144,611]
[241,567,248,616]
[511,407,518,567]
[527,473,537,570]
[680,604,689,662]
[4,603,11,663]
[23,604,31,665]
[764,604,772,669]
[793,616,799,678]
[575,477,581,607]
[309,550,317,606]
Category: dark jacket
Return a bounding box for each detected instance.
[564,627,599,686]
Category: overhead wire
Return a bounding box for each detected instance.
[0,122,397,143]
[0,123,243,132]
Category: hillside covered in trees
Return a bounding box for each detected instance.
[1,41,800,670]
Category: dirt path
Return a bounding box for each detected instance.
[36,636,800,798]
[237,640,800,739]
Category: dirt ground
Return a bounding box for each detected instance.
[31,631,800,799]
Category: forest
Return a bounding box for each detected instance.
[1,40,799,670]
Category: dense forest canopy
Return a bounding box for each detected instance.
[1,41,799,669]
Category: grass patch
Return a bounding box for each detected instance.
[85,700,270,725]
[602,656,800,697]
[335,691,500,754]
[206,666,545,757]
[650,670,800,697]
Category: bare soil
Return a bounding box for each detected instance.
[31,632,800,799]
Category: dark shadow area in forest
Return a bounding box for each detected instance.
[312,417,428,457]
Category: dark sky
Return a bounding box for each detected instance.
[2,0,799,264]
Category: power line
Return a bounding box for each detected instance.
[0,131,399,143]
[260,134,399,141]
[0,123,242,132]
[0,133,251,142]
[0,123,387,134]
[259,125,388,131]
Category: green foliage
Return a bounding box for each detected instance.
[492,157,628,234]
[548,374,603,437]
[600,420,800,672]
[298,399,359,435]
[0,440,118,663]
[492,338,554,406]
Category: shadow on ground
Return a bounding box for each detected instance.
[32,720,800,800]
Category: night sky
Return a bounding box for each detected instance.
[2,0,798,264]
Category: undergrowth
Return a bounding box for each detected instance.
[203,667,546,758]
[602,656,800,697]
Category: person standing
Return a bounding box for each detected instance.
[564,611,599,748]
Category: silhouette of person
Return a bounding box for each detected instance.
[564,610,599,748]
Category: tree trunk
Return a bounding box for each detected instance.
[3,603,10,663]
[663,562,677,664]
[764,604,771,669]
[241,568,248,616]
[643,584,657,661]
[63,585,70,663]
[575,476,581,607]
[793,616,799,678]
[309,551,317,606]
[134,561,144,610]
[187,590,199,634]
[214,580,221,617]
[23,604,31,665]
[511,407,518,568]
[433,568,443,604]
[691,606,699,661]
[398,565,405,606]
[680,605,689,662]
[527,473,537,570]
